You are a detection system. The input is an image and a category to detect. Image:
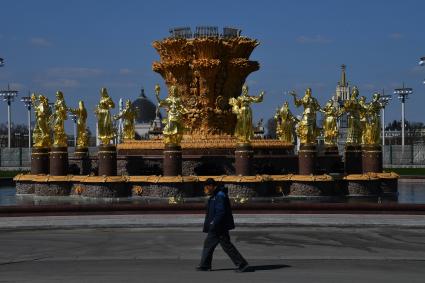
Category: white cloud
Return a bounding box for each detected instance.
[29,37,52,47]
[119,68,132,75]
[8,82,26,90]
[36,79,80,88]
[294,82,327,91]
[388,33,403,40]
[296,35,332,44]
[46,67,104,78]
[362,83,376,91]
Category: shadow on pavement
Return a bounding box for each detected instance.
[212,264,291,272]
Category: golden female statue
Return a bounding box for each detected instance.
[358,96,368,144]
[343,86,363,145]
[50,91,68,147]
[95,87,116,145]
[32,94,52,148]
[320,99,342,146]
[364,93,384,145]
[114,99,136,140]
[290,88,320,145]
[229,85,264,144]
[156,85,188,146]
[69,101,88,148]
[274,101,298,144]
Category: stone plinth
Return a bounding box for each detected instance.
[131,183,194,198]
[34,182,71,196]
[347,180,381,196]
[362,145,382,173]
[163,144,182,176]
[73,183,130,198]
[344,145,362,174]
[235,143,254,176]
[31,147,49,175]
[16,182,34,194]
[322,145,341,173]
[298,144,316,175]
[74,147,91,175]
[49,146,68,176]
[98,144,117,176]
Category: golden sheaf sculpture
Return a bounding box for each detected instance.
[290,88,320,145]
[228,85,264,144]
[32,94,52,148]
[156,84,188,146]
[95,87,116,145]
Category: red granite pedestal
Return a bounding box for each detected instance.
[49,146,68,176]
[31,147,49,175]
[163,143,182,176]
[98,144,117,176]
[235,143,254,176]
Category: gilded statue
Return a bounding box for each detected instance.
[290,88,320,145]
[32,94,52,148]
[343,86,363,145]
[114,99,136,140]
[69,100,89,148]
[320,99,342,146]
[274,101,298,144]
[95,87,116,145]
[229,85,264,144]
[363,93,384,145]
[358,96,368,144]
[50,91,68,147]
[156,84,188,146]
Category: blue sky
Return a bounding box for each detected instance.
[1,0,424,133]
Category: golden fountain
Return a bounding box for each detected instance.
[118,27,294,175]
[152,30,259,138]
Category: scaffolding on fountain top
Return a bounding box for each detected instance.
[169,26,241,39]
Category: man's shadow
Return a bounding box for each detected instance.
[212,264,291,272]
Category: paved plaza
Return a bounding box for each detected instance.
[0,214,425,282]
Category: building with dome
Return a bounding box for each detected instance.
[131,88,162,139]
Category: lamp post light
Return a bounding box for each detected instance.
[379,91,392,148]
[0,85,18,148]
[20,95,32,157]
[0,57,4,67]
[69,113,77,147]
[394,84,413,150]
[420,56,425,84]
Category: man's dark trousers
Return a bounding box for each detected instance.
[200,230,247,268]
[199,187,247,268]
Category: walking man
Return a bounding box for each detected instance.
[196,178,250,272]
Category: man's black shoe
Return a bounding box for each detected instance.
[235,263,250,273]
[196,266,211,271]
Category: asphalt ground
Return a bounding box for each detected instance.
[0,225,425,282]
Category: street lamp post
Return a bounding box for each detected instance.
[20,96,32,158]
[0,85,18,148]
[394,84,413,151]
[379,92,392,148]
[379,91,392,166]
[420,56,425,84]
[69,113,77,147]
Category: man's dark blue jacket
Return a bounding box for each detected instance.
[203,186,235,233]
